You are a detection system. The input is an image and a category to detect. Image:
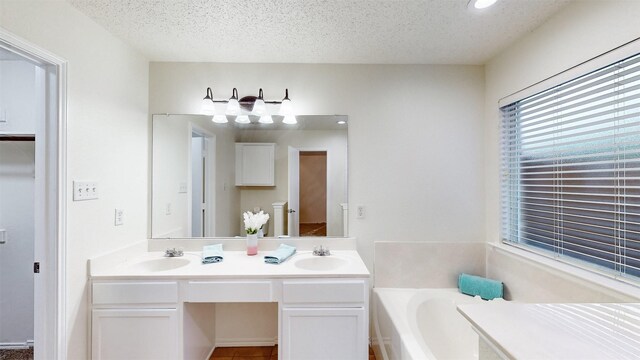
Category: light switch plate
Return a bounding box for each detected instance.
[73,181,99,201]
[114,209,124,226]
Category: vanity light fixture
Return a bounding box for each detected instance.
[279,89,297,124]
[252,89,267,116]
[468,0,497,9]
[201,87,215,116]
[226,88,241,116]
[200,87,296,124]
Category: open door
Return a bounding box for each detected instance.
[287,146,300,236]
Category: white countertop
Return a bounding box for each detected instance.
[90,249,370,280]
[458,302,640,360]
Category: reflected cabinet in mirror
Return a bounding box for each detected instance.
[151,114,348,239]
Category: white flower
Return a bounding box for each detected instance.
[243,210,270,235]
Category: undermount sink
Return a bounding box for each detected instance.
[129,257,191,272]
[294,256,348,271]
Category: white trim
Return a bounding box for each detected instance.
[499,36,640,107]
[0,342,34,350]
[0,27,68,360]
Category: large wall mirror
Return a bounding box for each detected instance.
[151,114,348,239]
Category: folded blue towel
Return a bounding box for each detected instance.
[264,244,296,264]
[458,273,503,300]
[202,244,224,264]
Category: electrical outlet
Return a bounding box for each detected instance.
[73,181,99,201]
[166,203,172,215]
[357,205,365,219]
[114,209,124,226]
[178,182,187,193]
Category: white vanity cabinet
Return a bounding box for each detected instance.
[280,280,369,360]
[91,281,180,360]
[235,143,275,186]
[89,249,371,360]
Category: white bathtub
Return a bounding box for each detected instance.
[372,288,486,360]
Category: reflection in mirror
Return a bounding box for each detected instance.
[151,114,348,239]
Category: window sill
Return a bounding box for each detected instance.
[488,241,640,301]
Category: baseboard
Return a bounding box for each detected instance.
[214,337,278,347]
[0,341,34,350]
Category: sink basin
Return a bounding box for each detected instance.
[129,257,191,272]
[294,256,348,271]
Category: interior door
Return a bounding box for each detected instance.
[288,146,300,236]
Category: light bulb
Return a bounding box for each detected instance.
[259,114,274,124]
[283,115,297,125]
[235,115,250,124]
[212,114,228,123]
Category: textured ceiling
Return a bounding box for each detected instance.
[68,0,571,65]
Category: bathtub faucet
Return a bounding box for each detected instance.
[312,245,331,256]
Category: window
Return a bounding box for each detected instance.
[501,52,640,280]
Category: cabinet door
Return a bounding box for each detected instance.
[92,308,178,360]
[235,143,275,186]
[281,307,367,360]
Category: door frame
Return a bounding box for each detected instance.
[291,147,330,235]
[0,28,68,359]
[187,122,215,237]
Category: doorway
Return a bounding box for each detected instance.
[0,29,66,360]
[298,151,327,236]
[189,126,215,237]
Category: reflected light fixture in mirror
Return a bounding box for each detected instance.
[213,114,228,123]
[235,115,250,124]
[259,114,274,124]
[468,0,497,9]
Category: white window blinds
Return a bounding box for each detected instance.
[501,52,640,280]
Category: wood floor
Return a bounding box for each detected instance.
[299,222,327,236]
[209,345,376,360]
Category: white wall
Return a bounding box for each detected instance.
[483,1,640,299]
[149,62,487,269]
[0,1,149,358]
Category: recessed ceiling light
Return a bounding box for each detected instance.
[468,0,497,10]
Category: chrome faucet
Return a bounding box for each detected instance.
[313,245,331,256]
[165,248,183,257]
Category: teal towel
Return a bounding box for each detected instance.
[202,244,224,264]
[264,244,296,264]
[458,273,503,300]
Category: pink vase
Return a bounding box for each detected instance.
[246,233,258,256]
